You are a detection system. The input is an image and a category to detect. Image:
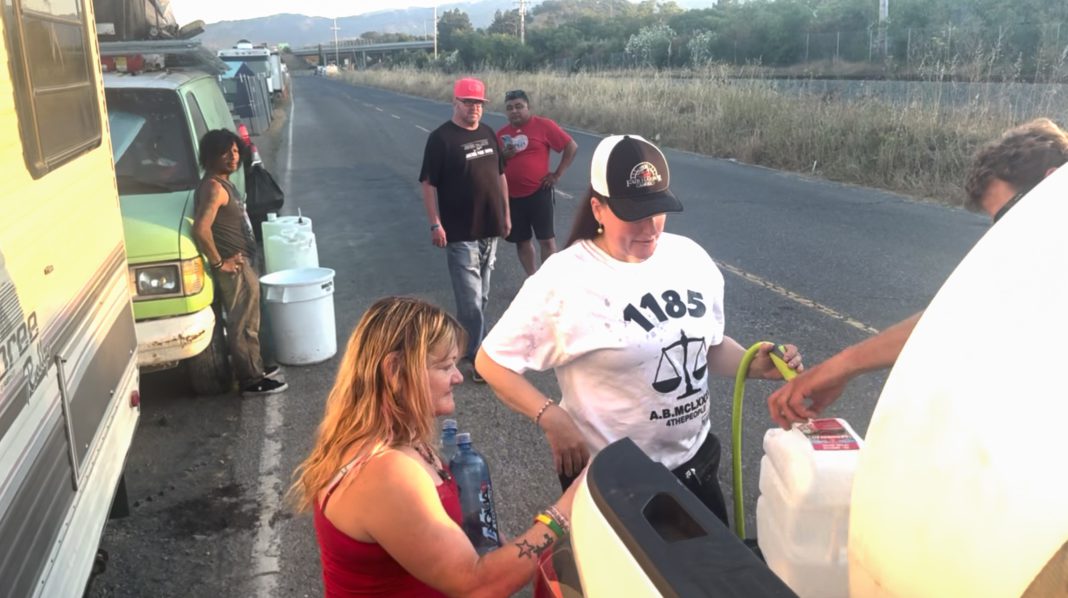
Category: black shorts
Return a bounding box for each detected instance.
[558,432,728,526]
[506,186,555,243]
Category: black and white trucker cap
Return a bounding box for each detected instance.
[590,135,683,222]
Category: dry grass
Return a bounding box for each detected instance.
[337,67,1026,204]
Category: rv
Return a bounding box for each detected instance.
[0,0,140,595]
[218,40,274,94]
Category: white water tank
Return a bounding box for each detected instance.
[757,418,862,598]
[848,167,1068,596]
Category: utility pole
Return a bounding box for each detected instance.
[332,17,340,66]
[877,0,888,61]
[433,3,438,58]
[517,0,526,45]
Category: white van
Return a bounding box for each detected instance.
[0,0,140,596]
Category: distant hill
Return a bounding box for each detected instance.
[200,0,513,50]
[199,0,718,50]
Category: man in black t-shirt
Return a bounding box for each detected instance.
[419,78,510,382]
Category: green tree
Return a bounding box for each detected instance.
[438,9,473,51]
[687,30,716,66]
[625,24,675,67]
[487,9,523,36]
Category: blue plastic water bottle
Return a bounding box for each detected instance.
[449,433,502,553]
[440,419,459,464]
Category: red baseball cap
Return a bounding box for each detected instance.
[453,77,486,101]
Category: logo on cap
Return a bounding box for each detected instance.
[627,162,662,189]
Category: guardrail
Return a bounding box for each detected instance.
[291,40,433,55]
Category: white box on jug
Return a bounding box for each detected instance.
[756,418,862,598]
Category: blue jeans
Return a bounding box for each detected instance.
[446,238,498,359]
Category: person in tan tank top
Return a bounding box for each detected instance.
[192,129,286,398]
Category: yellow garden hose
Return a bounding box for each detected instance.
[731,342,797,540]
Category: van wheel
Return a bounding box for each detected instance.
[187,317,233,395]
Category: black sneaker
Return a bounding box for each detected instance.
[263,365,284,381]
[242,378,288,398]
[470,368,485,384]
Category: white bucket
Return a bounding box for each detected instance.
[260,267,336,365]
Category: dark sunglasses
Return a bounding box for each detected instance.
[456,98,484,106]
[504,90,527,102]
[993,189,1027,223]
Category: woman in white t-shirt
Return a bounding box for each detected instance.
[475,135,801,523]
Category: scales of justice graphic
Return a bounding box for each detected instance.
[652,330,708,399]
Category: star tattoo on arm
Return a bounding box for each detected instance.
[516,532,556,560]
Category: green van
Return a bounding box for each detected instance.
[104,69,241,395]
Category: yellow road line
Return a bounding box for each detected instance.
[715,260,880,335]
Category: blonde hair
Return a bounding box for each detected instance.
[289,296,465,513]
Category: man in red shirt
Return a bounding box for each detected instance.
[497,90,578,276]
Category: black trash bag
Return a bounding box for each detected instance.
[245,163,284,242]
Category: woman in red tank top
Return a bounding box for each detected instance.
[289,297,579,598]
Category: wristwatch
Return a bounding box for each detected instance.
[430,224,441,231]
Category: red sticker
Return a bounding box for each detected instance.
[800,418,859,451]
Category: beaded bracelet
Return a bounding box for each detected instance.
[545,504,571,535]
[533,399,554,425]
[535,512,566,539]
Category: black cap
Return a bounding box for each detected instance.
[590,135,682,222]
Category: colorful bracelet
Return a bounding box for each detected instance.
[533,399,554,425]
[535,512,566,539]
[546,505,571,535]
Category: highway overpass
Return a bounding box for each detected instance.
[291,39,434,67]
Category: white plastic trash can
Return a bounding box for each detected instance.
[260,267,337,365]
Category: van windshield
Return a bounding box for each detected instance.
[105,88,198,195]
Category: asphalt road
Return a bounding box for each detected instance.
[89,74,989,597]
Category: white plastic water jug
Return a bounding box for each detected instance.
[261,212,312,239]
[262,212,317,273]
[756,418,863,598]
[265,229,319,273]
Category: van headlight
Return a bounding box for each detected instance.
[133,265,179,296]
[128,258,205,299]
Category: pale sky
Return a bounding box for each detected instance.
[170,0,441,26]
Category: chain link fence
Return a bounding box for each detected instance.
[717,21,1068,76]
